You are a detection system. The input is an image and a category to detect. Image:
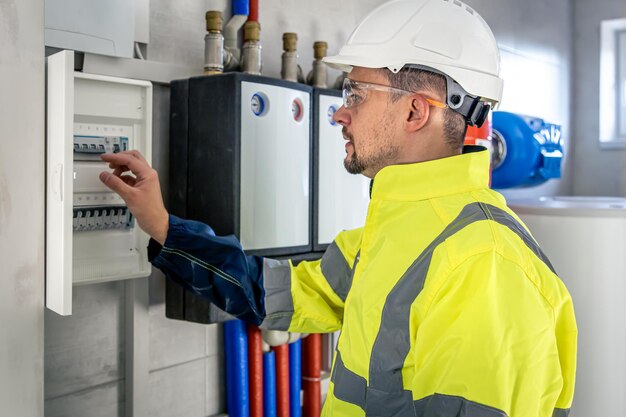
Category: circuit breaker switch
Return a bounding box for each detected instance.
[72,206,134,231]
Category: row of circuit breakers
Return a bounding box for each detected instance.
[45,51,370,317]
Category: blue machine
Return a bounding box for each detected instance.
[491,111,563,189]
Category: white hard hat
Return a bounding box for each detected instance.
[324,0,504,126]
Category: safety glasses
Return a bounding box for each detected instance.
[342,78,448,110]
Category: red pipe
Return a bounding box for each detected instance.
[248,0,259,22]
[247,324,264,417]
[273,344,290,417]
[302,334,322,417]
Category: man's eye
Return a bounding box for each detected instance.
[350,93,364,105]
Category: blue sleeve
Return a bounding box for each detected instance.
[149,214,266,325]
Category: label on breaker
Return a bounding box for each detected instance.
[73,206,134,232]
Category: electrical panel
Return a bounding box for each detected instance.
[47,50,153,315]
[168,73,312,324]
[313,89,370,251]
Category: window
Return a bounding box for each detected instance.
[599,18,626,147]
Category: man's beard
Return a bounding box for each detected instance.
[344,149,366,174]
[342,123,399,176]
[342,129,365,174]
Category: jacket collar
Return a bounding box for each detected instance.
[370,147,490,201]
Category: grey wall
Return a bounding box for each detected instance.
[572,0,626,196]
[44,0,575,416]
[0,0,45,416]
[470,0,573,200]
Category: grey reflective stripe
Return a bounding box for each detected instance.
[331,350,367,407]
[368,203,490,396]
[413,394,508,417]
[332,202,555,415]
[479,202,555,273]
[366,388,414,416]
[347,249,361,294]
[259,258,293,330]
[553,408,570,417]
[321,242,353,301]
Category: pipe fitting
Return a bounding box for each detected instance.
[244,20,261,42]
[204,11,224,74]
[313,41,328,60]
[281,32,299,82]
[307,41,329,88]
[205,10,223,32]
[242,21,262,74]
[282,32,298,52]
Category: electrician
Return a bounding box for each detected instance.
[99,0,577,416]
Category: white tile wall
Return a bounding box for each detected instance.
[45,282,125,399]
[148,358,210,417]
[45,381,125,417]
[149,300,208,371]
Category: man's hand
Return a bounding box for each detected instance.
[99,151,169,245]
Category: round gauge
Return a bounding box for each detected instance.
[251,93,268,116]
[327,104,339,126]
[292,98,304,122]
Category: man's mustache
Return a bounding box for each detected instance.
[342,127,354,142]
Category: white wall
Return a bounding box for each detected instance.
[0,0,45,416]
[572,0,626,196]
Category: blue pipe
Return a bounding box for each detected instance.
[263,351,277,417]
[224,320,249,417]
[233,0,250,16]
[289,340,302,417]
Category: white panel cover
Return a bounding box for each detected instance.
[47,51,75,315]
[317,94,370,246]
[239,82,310,250]
[46,51,152,315]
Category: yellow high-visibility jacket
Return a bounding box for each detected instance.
[260,149,577,417]
[151,148,577,417]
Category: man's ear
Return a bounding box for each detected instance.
[405,96,430,133]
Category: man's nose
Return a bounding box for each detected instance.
[333,105,350,127]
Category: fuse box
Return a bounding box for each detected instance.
[46,50,153,315]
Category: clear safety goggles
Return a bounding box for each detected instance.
[341,78,448,110]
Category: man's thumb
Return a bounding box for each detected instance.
[100,172,131,197]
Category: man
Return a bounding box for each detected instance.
[100,0,577,416]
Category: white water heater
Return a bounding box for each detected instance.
[313,89,370,251]
[168,73,312,323]
[170,73,312,255]
[509,196,626,417]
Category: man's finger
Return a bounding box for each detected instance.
[99,171,134,199]
[120,175,137,187]
[101,153,149,177]
[113,166,130,177]
[109,162,130,170]
[128,150,148,163]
